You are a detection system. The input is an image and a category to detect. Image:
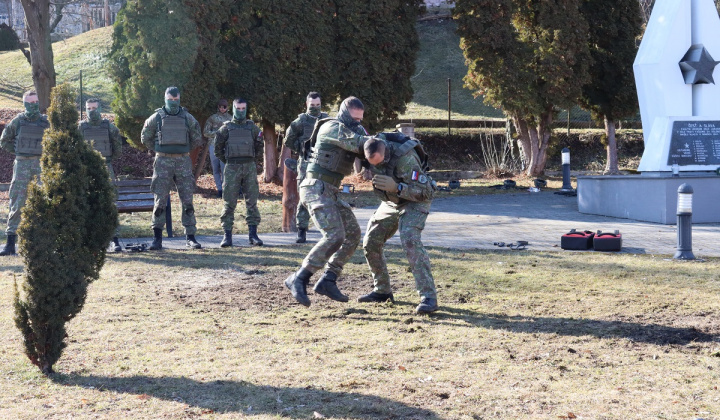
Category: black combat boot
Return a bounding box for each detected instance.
[284,268,312,307]
[0,234,17,256]
[248,225,263,246]
[296,228,307,244]
[112,237,122,252]
[313,271,349,302]
[415,296,439,314]
[217,189,223,198]
[186,234,202,249]
[220,230,233,247]
[148,228,163,250]
[357,291,395,303]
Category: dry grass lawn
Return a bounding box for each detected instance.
[1,246,720,419]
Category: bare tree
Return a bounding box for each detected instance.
[20,0,55,111]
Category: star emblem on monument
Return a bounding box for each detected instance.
[679,44,720,84]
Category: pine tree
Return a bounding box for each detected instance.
[579,0,642,174]
[14,83,117,375]
[455,0,592,176]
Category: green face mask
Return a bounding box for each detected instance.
[165,99,180,114]
[88,108,101,122]
[308,106,321,117]
[233,107,246,120]
[24,102,40,119]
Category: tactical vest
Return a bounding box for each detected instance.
[373,138,432,203]
[158,114,189,146]
[307,119,358,179]
[82,120,112,157]
[16,117,49,156]
[226,124,254,158]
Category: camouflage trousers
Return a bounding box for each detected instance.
[221,162,260,230]
[151,155,197,235]
[299,178,360,275]
[295,158,310,230]
[363,200,437,299]
[6,157,41,235]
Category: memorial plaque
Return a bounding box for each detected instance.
[667,120,720,165]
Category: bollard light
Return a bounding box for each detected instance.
[560,147,573,192]
[673,183,695,260]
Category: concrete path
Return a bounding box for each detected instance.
[125,191,720,258]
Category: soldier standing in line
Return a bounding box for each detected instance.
[283,92,329,243]
[141,87,204,250]
[203,98,231,198]
[0,90,49,256]
[214,98,264,247]
[359,136,439,314]
[79,98,124,252]
[284,96,376,307]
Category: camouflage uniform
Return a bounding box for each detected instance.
[141,106,203,235]
[363,140,437,300]
[299,119,371,275]
[0,112,50,235]
[284,111,329,230]
[78,117,122,180]
[203,112,231,192]
[214,118,263,230]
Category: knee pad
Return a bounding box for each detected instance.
[185,204,195,217]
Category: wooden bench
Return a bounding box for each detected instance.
[115,179,173,237]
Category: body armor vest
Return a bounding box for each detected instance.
[373,138,432,204]
[226,124,254,158]
[82,120,112,157]
[16,117,49,156]
[159,114,189,146]
[307,119,358,177]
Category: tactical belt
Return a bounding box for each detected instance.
[16,155,40,160]
[156,152,189,158]
[305,172,342,188]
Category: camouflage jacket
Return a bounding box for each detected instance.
[0,112,50,155]
[214,118,263,164]
[203,112,231,146]
[284,112,329,155]
[370,146,434,208]
[78,118,123,160]
[140,107,203,152]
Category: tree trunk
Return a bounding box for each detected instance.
[104,0,111,26]
[281,157,298,233]
[512,116,531,171]
[194,142,210,179]
[277,142,290,185]
[261,120,278,183]
[20,0,55,112]
[604,117,620,174]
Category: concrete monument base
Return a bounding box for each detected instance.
[577,173,720,224]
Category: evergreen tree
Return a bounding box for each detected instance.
[579,0,642,174]
[108,0,199,148]
[455,0,592,176]
[0,23,20,51]
[13,83,117,375]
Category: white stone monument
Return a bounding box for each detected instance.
[577,0,720,224]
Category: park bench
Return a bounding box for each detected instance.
[114,179,173,237]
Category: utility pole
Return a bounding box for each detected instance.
[104,0,110,26]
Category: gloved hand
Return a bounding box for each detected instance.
[373,175,398,193]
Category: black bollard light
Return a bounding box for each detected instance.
[673,183,695,260]
[560,147,573,192]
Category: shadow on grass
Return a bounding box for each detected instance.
[52,374,440,419]
[431,307,718,346]
[108,247,301,270]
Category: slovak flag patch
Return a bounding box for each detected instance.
[411,171,419,181]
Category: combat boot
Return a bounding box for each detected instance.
[285,268,312,307]
[0,234,17,256]
[296,228,307,244]
[112,237,122,252]
[415,297,439,314]
[220,230,233,247]
[357,291,395,303]
[148,228,163,250]
[248,225,263,246]
[313,271,349,303]
[186,235,202,249]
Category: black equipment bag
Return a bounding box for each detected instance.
[593,230,622,252]
[561,229,595,250]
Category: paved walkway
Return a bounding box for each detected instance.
[130,191,720,258]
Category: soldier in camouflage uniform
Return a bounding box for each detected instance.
[284,96,375,307]
[203,98,231,197]
[359,136,439,314]
[214,98,264,247]
[79,98,123,251]
[283,92,329,243]
[141,87,204,250]
[0,90,49,256]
